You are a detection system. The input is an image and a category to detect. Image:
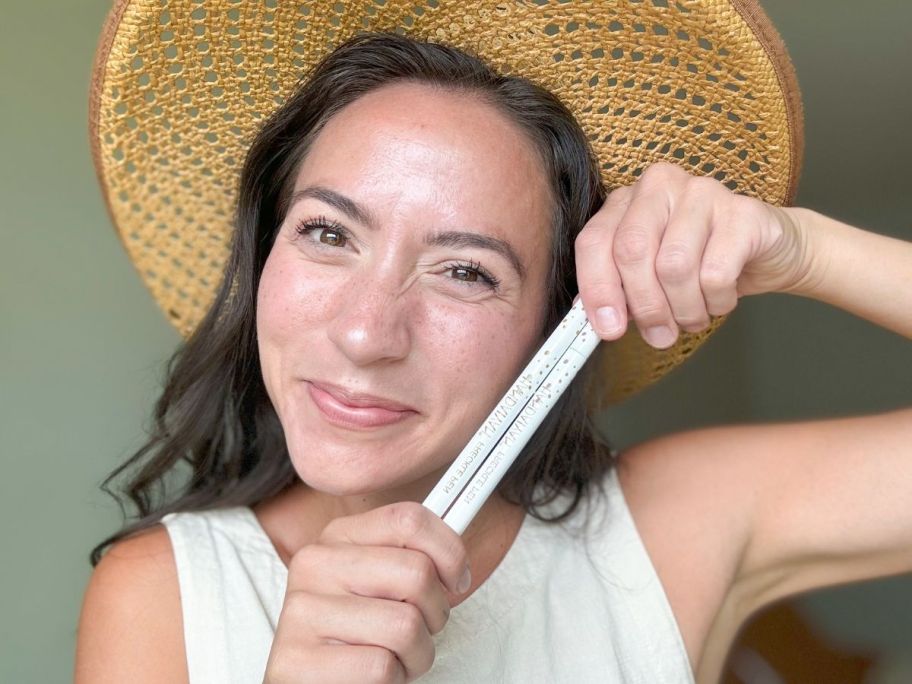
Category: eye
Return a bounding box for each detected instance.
[451,265,479,282]
[444,260,501,290]
[316,228,347,247]
[294,216,349,248]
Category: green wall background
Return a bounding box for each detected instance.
[1,1,909,680]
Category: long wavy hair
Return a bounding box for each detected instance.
[91,33,614,566]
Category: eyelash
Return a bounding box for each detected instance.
[294,216,349,246]
[444,259,501,290]
[292,216,501,290]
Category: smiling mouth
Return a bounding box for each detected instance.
[306,381,418,429]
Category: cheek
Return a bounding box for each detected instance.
[257,249,333,346]
[256,250,343,416]
[418,300,539,400]
[256,259,291,346]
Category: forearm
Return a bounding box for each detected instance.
[783,207,912,339]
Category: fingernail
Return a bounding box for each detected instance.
[595,306,623,336]
[457,567,472,594]
[644,325,676,348]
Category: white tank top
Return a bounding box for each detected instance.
[162,468,694,683]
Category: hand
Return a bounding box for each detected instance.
[575,162,810,348]
[263,502,470,683]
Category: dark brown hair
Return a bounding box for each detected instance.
[91,33,614,566]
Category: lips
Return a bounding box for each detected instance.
[306,380,418,429]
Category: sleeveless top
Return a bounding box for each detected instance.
[161,468,695,683]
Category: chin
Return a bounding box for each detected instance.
[279,413,457,500]
[287,445,427,499]
[299,471,386,497]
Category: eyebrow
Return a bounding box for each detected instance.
[426,231,526,279]
[290,186,377,229]
[290,185,526,278]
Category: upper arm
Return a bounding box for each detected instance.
[625,407,912,620]
[618,408,912,674]
[732,406,912,613]
[75,524,189,683]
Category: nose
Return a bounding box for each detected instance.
[326,274,413,367]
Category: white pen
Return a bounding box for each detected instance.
[422,300,601,534]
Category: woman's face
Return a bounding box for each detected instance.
[257,82,553,498]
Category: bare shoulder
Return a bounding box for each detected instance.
[75,524,188,683]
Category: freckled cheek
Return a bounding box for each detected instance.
[256,255,339,346]
[418,304,532,395]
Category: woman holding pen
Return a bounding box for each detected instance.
[77,3,911,682]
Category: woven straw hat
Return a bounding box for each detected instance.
[90,0,803,406]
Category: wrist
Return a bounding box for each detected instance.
[775,206,832,298]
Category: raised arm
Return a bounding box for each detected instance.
[573,162,912,676]
[784,207,912,338]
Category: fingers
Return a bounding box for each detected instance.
[575,185,634,340]
[267,589,418,683]
[267,641,406,684]
[314,645,407,684]
[699,202,753,317]
[292,592,435,681]
[577,162,764,349]
[288,544,451,634]
[268,503,465,684]
[610,181,680,347]
[654,179,715,333]
[320,502,470,596]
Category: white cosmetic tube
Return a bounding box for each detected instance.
[422,300,600,533]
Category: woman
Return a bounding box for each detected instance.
[77,4,911,684]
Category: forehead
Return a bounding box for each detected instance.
[292,82,553,249]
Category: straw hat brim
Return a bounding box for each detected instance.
[90,0,803,406]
